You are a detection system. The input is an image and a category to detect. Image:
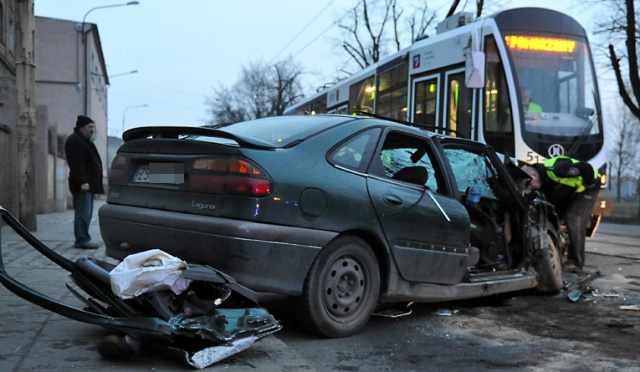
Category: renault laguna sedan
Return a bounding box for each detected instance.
[99,114,563,338]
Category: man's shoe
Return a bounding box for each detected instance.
[74,242,99,249]
[562,262,582,273]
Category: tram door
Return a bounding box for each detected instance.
[445,71,473,139]
[412,76,439,129]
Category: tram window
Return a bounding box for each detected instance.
[311,99,327,115]
[349,76,376,114]
[447,72,472,139]
[483,35,515,156]
[377,62,408,121]
[413,78,438,128]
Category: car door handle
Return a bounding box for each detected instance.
[383,194,402,206]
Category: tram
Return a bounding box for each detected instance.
[285,7,612,225]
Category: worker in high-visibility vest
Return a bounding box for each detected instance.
[521,87,542,113]
[523,156,600,273]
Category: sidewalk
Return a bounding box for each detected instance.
[0,200,312,371]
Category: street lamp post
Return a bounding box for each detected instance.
[92,70,138,88]
[81,1,140,42]
[122,104,149,134]
[78,1,140,114]
[109,69,139,79]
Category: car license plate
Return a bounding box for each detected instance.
[134,163,184,184]
[134,165,150,183]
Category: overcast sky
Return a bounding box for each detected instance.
[34,0,601,137]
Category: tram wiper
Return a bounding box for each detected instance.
[566,111,597,157]
[566,90,598,157]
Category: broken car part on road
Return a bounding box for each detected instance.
[0,205,281,369]
[565,271,602,302]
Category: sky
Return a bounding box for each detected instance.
[34,0,605,137]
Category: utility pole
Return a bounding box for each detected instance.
[16,0,37,231]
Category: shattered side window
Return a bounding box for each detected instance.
[374,131,441,192]
[443,148,497,199]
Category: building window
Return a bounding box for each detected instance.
[0,4,5,44]
[8,15,14,56]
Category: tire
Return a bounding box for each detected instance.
[292,236,380,338]
[535,228,563,294]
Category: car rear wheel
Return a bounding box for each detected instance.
[535,227,563,294]
[293,236,380,338]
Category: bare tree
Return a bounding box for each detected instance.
[205,85,247,125]
[338,0,435,72]
[336,0,511,78]
[608,103,640,202]
[240,61,272,120]
[206,59,304,124]
[269,60,304,116]
[406,4,436,42]
[594,0,640,119]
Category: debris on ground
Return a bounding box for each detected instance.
[565,271,602,302]
[373,302,413,318]
[436,309,459,316]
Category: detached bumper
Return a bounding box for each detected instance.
[0,205,281,368]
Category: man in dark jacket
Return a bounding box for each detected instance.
[64,115,105,249]
[524,156,600,272]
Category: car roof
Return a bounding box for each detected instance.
[123,114,438,149]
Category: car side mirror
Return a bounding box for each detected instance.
[575,107,595,118]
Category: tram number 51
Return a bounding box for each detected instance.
[526,151,543,164]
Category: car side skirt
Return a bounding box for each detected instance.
[380,270,538,303]
[99,204,337,295]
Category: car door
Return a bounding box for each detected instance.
[437,138,528,270]
[366,130,471,285]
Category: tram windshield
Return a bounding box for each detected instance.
[505,35,603,159]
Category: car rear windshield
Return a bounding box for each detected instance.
[193,115,354,148]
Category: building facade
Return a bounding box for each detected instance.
[35,16,109,213]
[0,0,18,215]
[0,10,109,217]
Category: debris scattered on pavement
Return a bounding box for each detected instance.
[373,302,413,318]
[436,309,459,316]
[565,271,602,302]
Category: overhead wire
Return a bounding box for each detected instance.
[270,0,335,63]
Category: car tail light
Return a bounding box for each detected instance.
[190,158,272,196]
[109,154,127,184]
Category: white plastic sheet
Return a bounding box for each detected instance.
[110,249,192,299]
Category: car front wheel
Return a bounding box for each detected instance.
[293,235,380,338]
[535,227,563,294]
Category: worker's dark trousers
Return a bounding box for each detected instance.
[564,187,599,269]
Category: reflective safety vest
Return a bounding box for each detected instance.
[525,102,543,113]
[542,156,596,193]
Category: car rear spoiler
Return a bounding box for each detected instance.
[122,125,276,149]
